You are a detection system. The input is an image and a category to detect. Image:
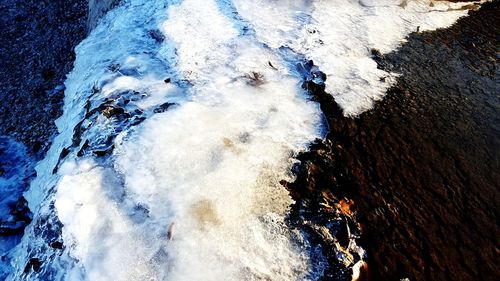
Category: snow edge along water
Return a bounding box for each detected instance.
[5,0,484,280]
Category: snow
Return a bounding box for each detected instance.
[233,0,476,115]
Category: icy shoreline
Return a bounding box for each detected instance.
[1,1,487,280]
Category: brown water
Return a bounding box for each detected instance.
[287,2,499,280]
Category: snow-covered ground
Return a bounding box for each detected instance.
[4,0,477,280]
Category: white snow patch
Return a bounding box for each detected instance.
[233,0,478,115]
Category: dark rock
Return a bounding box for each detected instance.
[10,197,32,223]
[244,71,265,86]
[108,63,120,72]
[92,145,114,157]
[153,102,176,114]
[130,116,147,126]
[100,106,126,118]
[77,139,90,157]
[0,196,32,236]
[148,29,165,43]
[59,147,70,159]
[303,80,326,93]
[370,48,384,65]
[298,60,327,91]
[23,258,42,273]
[268,61,277,70]
[49,241,64,250]
[88,0,121,31]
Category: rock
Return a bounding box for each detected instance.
[49,241,64,250]
[23,258,42,273]
[153,102,176,114]
[88,0,121,31]
[298,60,327,92]
[92,145,114,157]
[148,29,165,43]
[304,80,326,92]
[288,3,500,281]
[0,0,89,157]
[244,71,264,86]
[100,106,126,118]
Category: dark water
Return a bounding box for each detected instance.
[287,2,499,281]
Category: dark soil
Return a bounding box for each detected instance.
[288,2,499,281]
[0,0,88,157]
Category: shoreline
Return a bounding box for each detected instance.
[287,2,499,280]
[0,1,497,279]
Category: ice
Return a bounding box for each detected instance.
[233,0,478,115]
[6,0,479,280]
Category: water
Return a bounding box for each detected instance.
[3,0,478,280]
[0,137,34,266]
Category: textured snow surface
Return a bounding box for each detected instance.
[5,0,476,280]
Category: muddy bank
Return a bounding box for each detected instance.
[288,2,499,281]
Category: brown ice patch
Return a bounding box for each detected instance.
[223,137,243,154]
[190,199,220,229]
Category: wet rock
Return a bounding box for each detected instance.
[370,48,384,66]
[304,80,326,93]
[107,63,120,72]
[130,116,147,126]
[148,29,165,43]
[49,241,64,250]
[268,61,277,70]
[10,197,32,223]
[101,105,126,118]
[23,258,42,273]
[88,0,121,31]
[298,60,327,92]
[77,139,90,157]
[244,71,265,86]
[0,190,32,236]
[153,102,176,114]
[0,0,118,277]
[92,145,114,157]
